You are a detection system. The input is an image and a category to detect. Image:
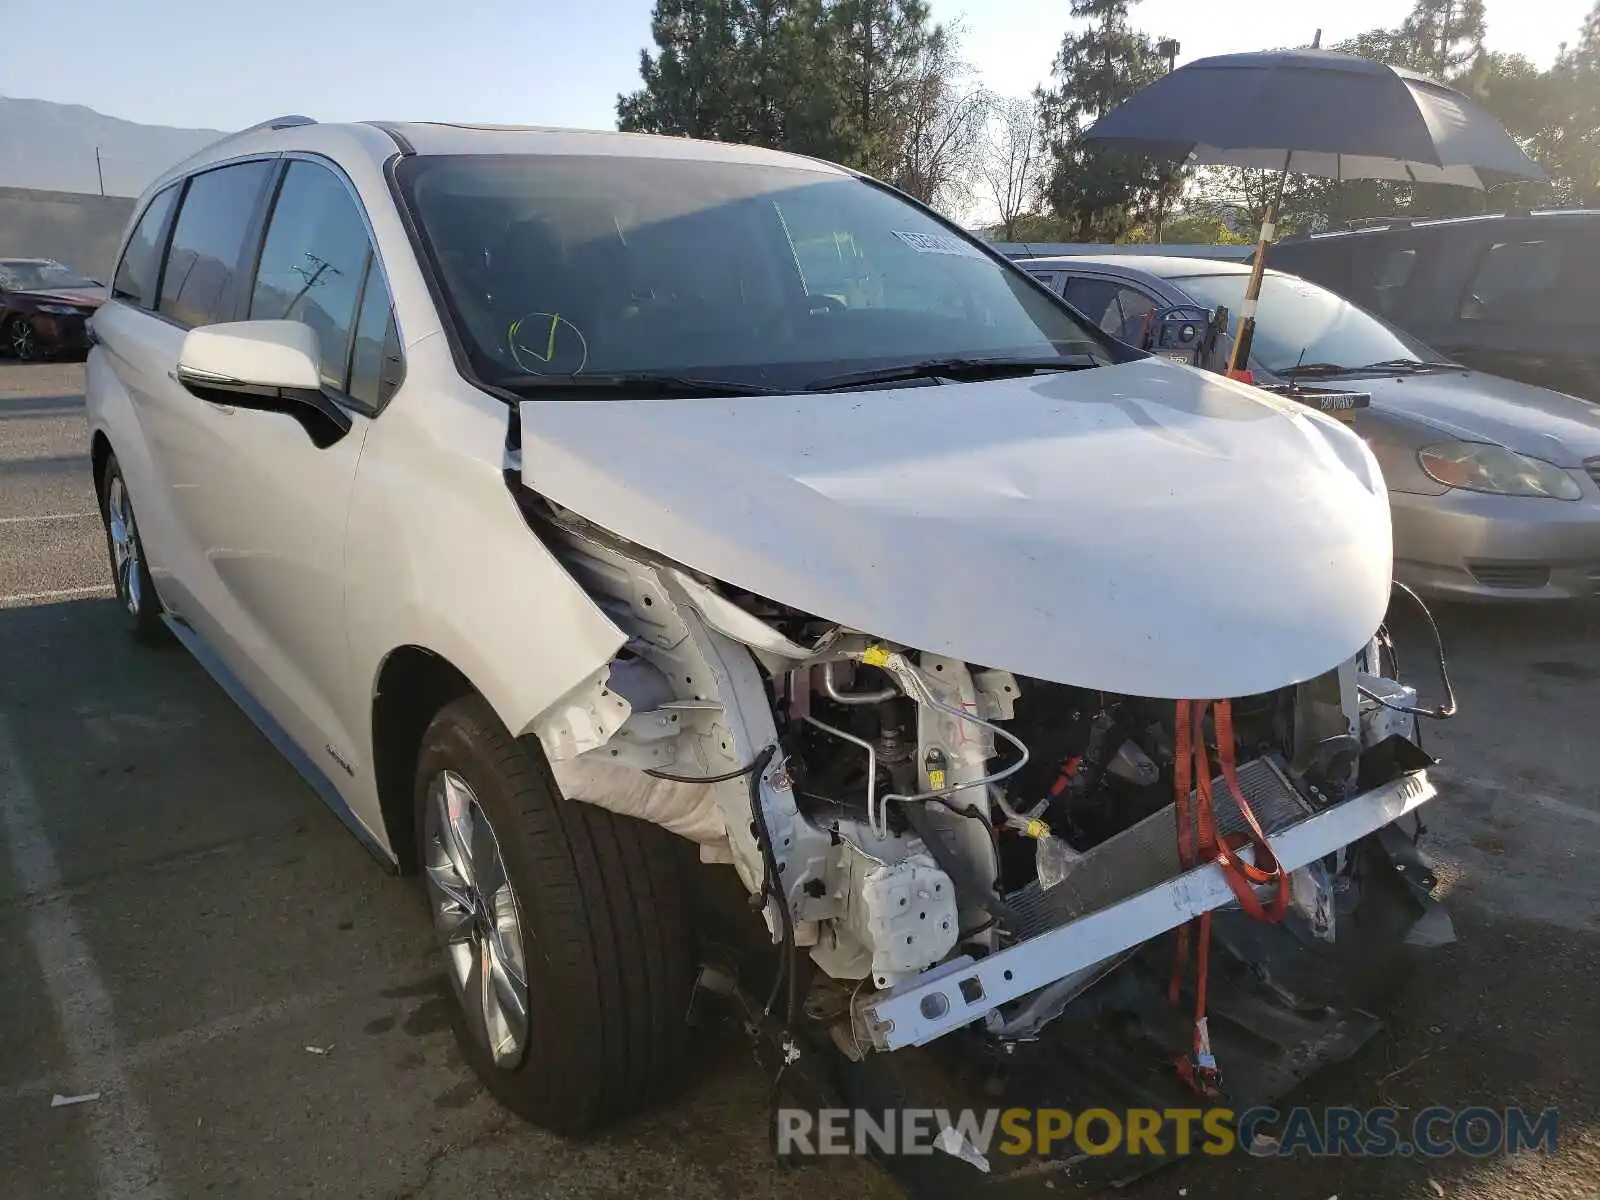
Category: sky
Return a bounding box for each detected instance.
[4,0,1591,134]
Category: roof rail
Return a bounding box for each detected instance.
[1343,216,1415,230]
[233,114,318,136]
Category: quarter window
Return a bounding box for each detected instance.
[158,161,272,328]
[111,184,179,308]
[250,161,378,395]
[1064,277,1158,343]
[346,264,399,410]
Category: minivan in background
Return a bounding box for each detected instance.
[1269,210,1600,402]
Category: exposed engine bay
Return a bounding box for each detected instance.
[526,504,1447,1074]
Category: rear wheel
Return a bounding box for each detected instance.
[414,695,694,1133]
[98,454,168,643]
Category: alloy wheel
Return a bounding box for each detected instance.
[9,319,37,361]
[106,475,143,617]
[422,770,531,1069]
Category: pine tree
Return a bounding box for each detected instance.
[1547,0,1600,203]
[1398,0,1488,79]
[825,0,939,181]
[1036,0,1173,241]
[616,0,745,139]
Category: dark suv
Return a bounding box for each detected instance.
[0,258,105,360]
[1270,211,1600,401]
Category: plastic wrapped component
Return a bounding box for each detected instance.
[1029,820,1083,890]
[1288,860,1336,942]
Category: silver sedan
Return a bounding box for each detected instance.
[1021,254,1600,601]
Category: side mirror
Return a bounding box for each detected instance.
[176,320,352,447]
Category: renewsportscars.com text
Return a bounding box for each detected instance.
[776,1105,1560,1160]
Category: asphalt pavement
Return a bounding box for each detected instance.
[1,361,1597,1200]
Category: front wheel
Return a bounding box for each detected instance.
[6,316,39,361]
[414,695,694,1133]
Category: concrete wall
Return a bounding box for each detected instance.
[0,186,136,282]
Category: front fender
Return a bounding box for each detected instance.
[344,342,626,772]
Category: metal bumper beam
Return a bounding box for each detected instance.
[858,769,1437,1050]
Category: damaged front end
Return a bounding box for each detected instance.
[517,491,1450,1151]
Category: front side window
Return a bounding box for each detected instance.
[1175,271,1446,376]
[396,154,1108,391]
[250,160,379,395]
[158,161,272,328]
[112,185,179,307]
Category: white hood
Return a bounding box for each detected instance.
[519,360,1393,699]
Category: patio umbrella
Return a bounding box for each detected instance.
[1084,49,1546,374]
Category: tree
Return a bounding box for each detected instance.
[616,0,746,140]
[980,95,1045,240]
[827,0,939,181]
[619,0,993,216]
[1036,0,1174,241]
[1398,0,1487,79]
[894,27,991,211]
[1542,1,1600,204]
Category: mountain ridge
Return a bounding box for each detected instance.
[0,96,229,197]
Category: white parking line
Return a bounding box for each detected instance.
[0,716,167,1199]
[0,584,115,607]
[0,512,98,525]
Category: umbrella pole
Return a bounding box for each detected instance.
[1226,154,1291,379]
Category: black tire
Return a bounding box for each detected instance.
[414,695,693,1134]
[97,452,169,644]
[6,315,40,361]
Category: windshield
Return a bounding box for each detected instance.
[1173,271,1447,375]
[0,261,98,291]
[396,154,1111,390]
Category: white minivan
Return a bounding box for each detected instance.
[86,115,1447,1153]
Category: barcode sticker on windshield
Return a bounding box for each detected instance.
[891,230,980,258]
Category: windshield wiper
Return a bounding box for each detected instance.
[1274,361,1359,379]
[1351,358,1457,375]
[805,355,1100,393]
[1277,358,1455,380]
[490,372,784,398]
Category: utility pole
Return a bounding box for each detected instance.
[94,147,105,196]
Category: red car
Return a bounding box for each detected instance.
[0,258,106,360]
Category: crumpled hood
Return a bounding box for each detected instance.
[519,360,1394,699]
[1362,369,1600,465]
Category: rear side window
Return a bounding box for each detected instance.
[158,161,272,328]
[111,185,179,308]
[249,161,379,396]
